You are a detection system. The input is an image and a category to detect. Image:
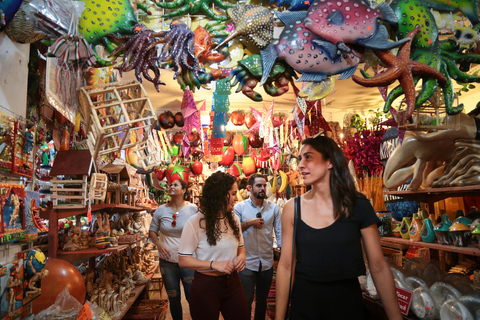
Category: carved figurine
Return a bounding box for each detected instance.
[117,212,132,233]
[109,229,119,247]
[62,226,82,251]
[142,243,157,274]
[23,123,35,165]
[85,269,95,299]
[132,264,147,286]
[384,112,480,190]
[26,269,49,296]
[9,194,20,228]
[80,230,90,249]
[6,266,22,315]
[129,212,145,236]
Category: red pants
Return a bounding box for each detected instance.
[189,271,250,320]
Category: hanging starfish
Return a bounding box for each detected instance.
[352,27,448,120]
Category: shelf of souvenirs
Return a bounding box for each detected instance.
[113,270,157,320]
[380,237,480,257]
[384,185,480,204]
[40,203,156,220]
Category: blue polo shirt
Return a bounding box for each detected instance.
[234,197,282,272]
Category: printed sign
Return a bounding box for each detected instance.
[396,287,413,316]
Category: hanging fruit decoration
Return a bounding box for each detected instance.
[154,166,167,180]
[159,111,175,129]
[166,164,190,184]
[232,135,249,156]
[174,112,185,127]
[224,131,234,146]
[230,110,245,126]
[189,160,203,175]
[242,156,256,175]
[228,162,243,178]
[252,149,270,169]
[172,132,185,144]
[269,152,284,171]
[248,133,263,148]
[218,146,235,167]
[244,112,256,129]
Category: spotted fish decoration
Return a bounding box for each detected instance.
[215,4,274,51]
[260,11,360,85]
[417,0,479,25]
[304,0,409,56]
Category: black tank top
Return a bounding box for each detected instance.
[295,197,379,282]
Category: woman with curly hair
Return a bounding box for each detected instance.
[179,171,249,320]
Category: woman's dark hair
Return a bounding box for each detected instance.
[171,179,190,201]
[301,135,361,219]
[199,171,241,246]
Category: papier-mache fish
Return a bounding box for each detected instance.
[260,11,360,85]
[304,0,409,56]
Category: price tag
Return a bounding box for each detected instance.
[77,302,93,320]
[396,287,412,316]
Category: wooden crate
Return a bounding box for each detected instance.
[78,80,157,161]
[50,176,87,209]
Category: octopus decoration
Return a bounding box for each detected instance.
[155,0,236,21]
[215,4,275,51]
[357,0,480,117]
[229,54,298,101]
[108,24,167,91]
[148,22,217,92]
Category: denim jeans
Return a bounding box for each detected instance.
[159,258,195,320]
[239,267,274,320]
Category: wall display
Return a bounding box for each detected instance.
[0,257,24,319]
[0,184,26,244]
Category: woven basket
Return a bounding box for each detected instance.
[382,247,403,267]
[125,299,168,318]
[5,0,45,43]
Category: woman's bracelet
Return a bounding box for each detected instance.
[210,260,213,269]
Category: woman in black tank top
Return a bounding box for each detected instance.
[275,136,402,320]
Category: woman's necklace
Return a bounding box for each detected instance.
[169,201,186,214]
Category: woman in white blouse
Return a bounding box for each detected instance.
[178,171,249,320]
[149,179,198,320]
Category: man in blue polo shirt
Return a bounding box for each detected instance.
[234,173,282,320]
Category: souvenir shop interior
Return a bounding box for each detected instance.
[2,0,480,319]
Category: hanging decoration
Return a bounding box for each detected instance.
[0,184,26,244]
[210,79,231,159]
[180,89,202,158]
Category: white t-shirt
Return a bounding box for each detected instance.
[149,202,198,263]
[178,213,244,272]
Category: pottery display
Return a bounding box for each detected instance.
[449,223,471,247]
[434,222,453,245]
[420,218,436,243]
[409,214,423,241]
[400,217,411,239]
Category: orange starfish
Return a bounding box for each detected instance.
[352,27,447,119]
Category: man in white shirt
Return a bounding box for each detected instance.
[234,173,282,320]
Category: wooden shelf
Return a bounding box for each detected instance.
[384,185,480,204]
[380,237,480,257]
[40,204,149,220]
[56,244,129,262]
